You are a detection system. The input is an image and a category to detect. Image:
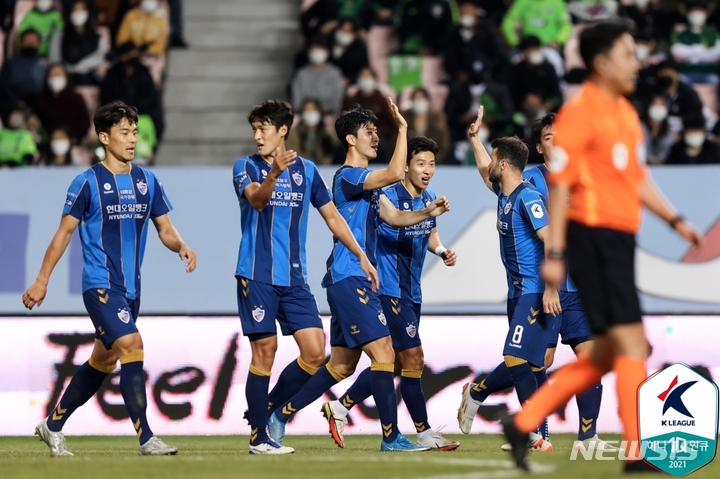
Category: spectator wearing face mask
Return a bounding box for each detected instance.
[291,36,344,116]
[0,29,48,108]
[0,108,38,168]
[632,31,667,105]
[670,1,720,85]
[329,19,369,85]
[49,0,109,86]
[400,87,451,163]
[667,114,720,164]
[286,98,337,165]
[640,96,676,164]
[42,125,90,166]
[445,1,511,84]
[395,0,455,55]
[509,36,561,111]
[116,0,169,56]
[17,0,64,58]
[655,60,704,132]
[34,63,91,144]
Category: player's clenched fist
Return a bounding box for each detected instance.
[426,196,450,217]
[22,281,47,310]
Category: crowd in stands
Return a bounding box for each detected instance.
[0,0,187,168]
[291,0,720,165]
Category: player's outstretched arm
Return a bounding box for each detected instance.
[22,214,80,310]
[243,148,298,211]
[317,202,380,292]
[428,227,456,266]
[467,106,494,192]
[639,176,703,248]
[379,195,449,228]
[363,97,408,191]
[152,214,197,273]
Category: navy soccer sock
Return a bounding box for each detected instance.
[576,382,603,441]
[533,367,550,440]
[46,358,115,432]
[505,356,537,405]
[338,366,373,411]
[119,351,153,445]
[246,365,271,445]
[371,363,399,442]
[267,357,317,415]
[400,369,430,433]
[275,364,345,423]
[470,362,514,403]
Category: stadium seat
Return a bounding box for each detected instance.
[367,26,398,85]
[692,83,718,122]
[563,84,583,103]
[345,83,396,100]
[141,54,166,87]
[564,25,586,72]
[301,0,319,10]
[421,56,447,86]
[75,85,99,118]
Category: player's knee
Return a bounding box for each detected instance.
[328,362,355,378]
[300,350,326,368]
[401,350,425,371]
[111,333,143,357]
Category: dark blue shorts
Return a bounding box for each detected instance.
[236,276,323,338]
[82,288,140,349]
[503,293,554,368]
[327,276,390,349]
[380,295,422,351]
[547,291,592,348]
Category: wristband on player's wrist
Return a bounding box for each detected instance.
[668,215,685,230]
[546,248,565,260]
[434,246,447,257]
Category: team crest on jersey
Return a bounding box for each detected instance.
[503,201,512,215]
[378,311,387,325]
[406,323,417,338]
[136,179,148,195]
[292,171,303,186]
[252,306,265,322]
[117,308,130,324]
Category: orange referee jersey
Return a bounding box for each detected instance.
[549,81,647,234]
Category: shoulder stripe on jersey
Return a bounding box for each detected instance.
[67,177,88,211]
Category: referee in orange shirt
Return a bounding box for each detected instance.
[500,19,703,473]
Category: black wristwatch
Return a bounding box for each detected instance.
[547,248,565,260]
[668,215,685,229]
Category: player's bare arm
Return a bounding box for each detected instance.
[467,106,494,192]
[541,182,571,288]
[428,227,456,266]
[152,214,197,272]
[639,176,703,248]
[244,147,298,211]
[364,97,408,191]
[378,195,449,228]
[22,214,80,310]
[317,202,380,292]
[535,225,562,317]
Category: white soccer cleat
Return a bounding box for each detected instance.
[574,435,619,452]
[321,401,348,448]
[501,432,553,452]
[138,436,179,456]
[457,382,482,434]
[417,427,460,451]
[249,438,295,455]
[35,419,73,457]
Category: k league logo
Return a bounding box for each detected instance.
[638,362,718,476]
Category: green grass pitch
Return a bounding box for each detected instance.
[1,434,718,479]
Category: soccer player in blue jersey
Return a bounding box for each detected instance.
[320,136,460,451]
[233,99,378,455]
[457,106,556,451]
[267,103,449,452]
[22,101,196,457]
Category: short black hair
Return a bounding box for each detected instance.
[94,100,138,136]
[19,28,41,43]
[490,136,529,172]
[656,59,680,73]
[533,113,557,144]
[247,99,294,140]
[579,19,634,73]
[407,136,438,163]
[334,105,378,150]
[519,35,542,51]
[683,114,706,131]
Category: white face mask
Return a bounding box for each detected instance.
[302,110,321,127]
[460,14,475,28]
[335,31,354,47]
[684,132,705,148]
[412,98,430,115]
[636,44,650,62]
[527,50,544,66]
[308,49,328,65]
[141,0,159,14]
[48,76,67,93]
[36,0,53,12]
[648,104,668,122]
[51,139,71,156]
[478,127,490,143]
[635,0,649,7]
[357,76,376,93]
[9,114,25,129]
[688,11,707,28]
[70,10,89,27]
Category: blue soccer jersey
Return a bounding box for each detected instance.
[376,182,436,303]
[63,163,172,299]
[322,166,379,287]
[494,181,549,298]
[523,164,577,292]
[233,154,331,287]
